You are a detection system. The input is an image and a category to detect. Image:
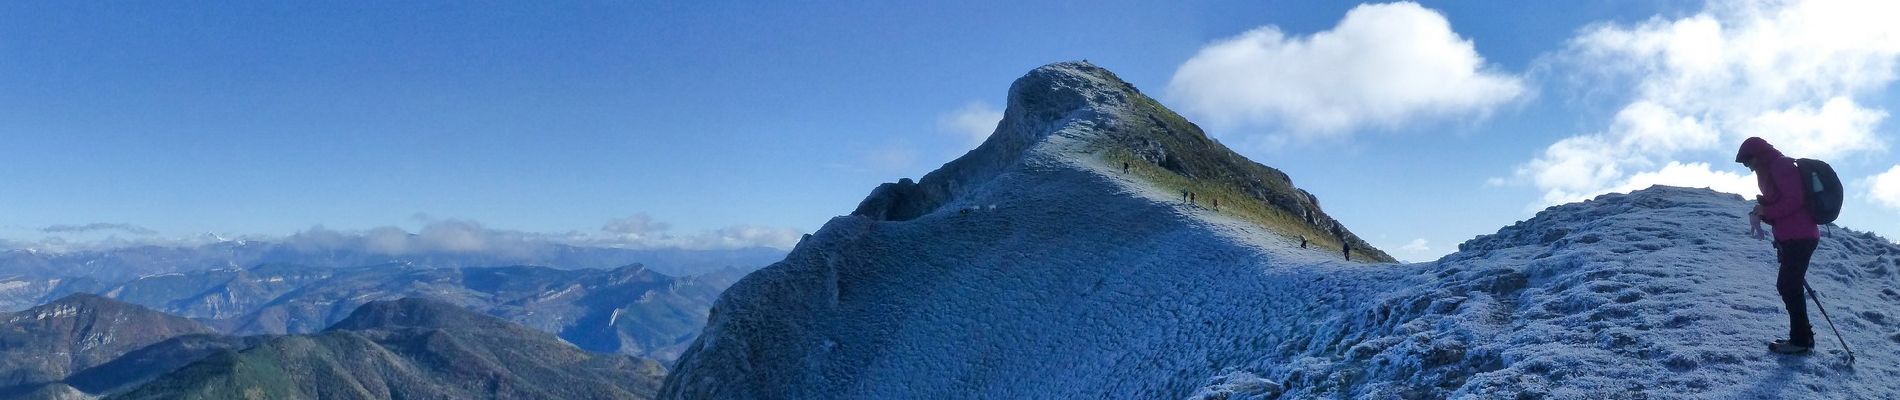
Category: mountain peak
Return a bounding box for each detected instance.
[667,63,1423,399]
[1002,61,1137,138]
[0,293,213,393]
[849,61,1392,261]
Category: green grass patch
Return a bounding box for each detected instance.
[1093,148,1387,262]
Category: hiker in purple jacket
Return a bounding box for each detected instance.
[1736,136,1823,354]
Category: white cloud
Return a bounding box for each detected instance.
[1400,238,1430,252]
[1513,0,1900,206]
[939,102,1004,147]
[1165,1,1524,138]
[674,225,804,251]
[1610,162,1759,198]
[592,214,803,250]
[1865,165,1900,211]
[288,217,804,253]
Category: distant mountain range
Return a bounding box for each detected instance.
[116,298,666,400]
[0,240,784,283]
[0,295,664,399]
[0,240,780,364]
[0,262,744,362]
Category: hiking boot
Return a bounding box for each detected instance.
[1769,339,1813,355]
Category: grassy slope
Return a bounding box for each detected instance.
[1086,90,1397,263]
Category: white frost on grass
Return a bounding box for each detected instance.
[1187,369,1282,400]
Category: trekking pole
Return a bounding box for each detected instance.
[1804,283,1856,364]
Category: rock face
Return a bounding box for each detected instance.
[0,294,215,397]
[661,62,1900,398]
[115,298,668,400]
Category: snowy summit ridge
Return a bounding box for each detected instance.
[661,63,1900,398]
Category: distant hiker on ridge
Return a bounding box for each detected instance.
[1332,226,1351,261]
[1122,162,1130,174]
[1299,235,1308,249]
[1737,136,1823,355]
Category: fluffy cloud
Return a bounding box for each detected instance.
[40,223,157,236]
[593,214,801,250]
[939,102,1004,147]
[1513,0,1900,206]
[1865,165,1900,211]
[1165,2,1524,138]
[673,225,806,251]
[1609,162,1759,198]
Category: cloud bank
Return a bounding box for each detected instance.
[10,214,804,254]
[1165,2,1525,139]
[1513,0,1900,205]
[285,214,804,255]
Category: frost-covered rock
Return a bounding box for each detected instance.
[660,62,1900,399]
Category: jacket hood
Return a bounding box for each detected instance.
[1735,137,1784,164]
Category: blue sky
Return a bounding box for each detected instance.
[4,1,1898,261]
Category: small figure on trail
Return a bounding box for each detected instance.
[1182,189,1189,203]
[1299,235,1308,249]
[1737,136,1823,355]
[1122,162,1130,174]
[1332,226,1351,261]
[1189,192,1196,205]
[1212,198,1219,211]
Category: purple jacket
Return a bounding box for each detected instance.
[1736,137,1820,241]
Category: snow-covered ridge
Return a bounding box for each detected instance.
[660,62,1900,398]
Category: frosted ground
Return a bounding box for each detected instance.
[663,63,1899,399]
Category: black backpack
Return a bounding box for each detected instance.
[1795,158,1843,225]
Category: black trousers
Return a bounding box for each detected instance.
[1776,238,1820,346]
